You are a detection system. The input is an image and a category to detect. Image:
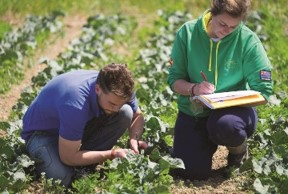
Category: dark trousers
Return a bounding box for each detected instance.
[81,104,133,151]
[172,107,257,180]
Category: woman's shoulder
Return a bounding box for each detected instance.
[239,24,262,43]
[176,19,198,36]
[240,24,256,35]
[180,19,198,29]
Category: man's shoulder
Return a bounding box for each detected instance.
[62,69,98,77]
[53,70,99,86]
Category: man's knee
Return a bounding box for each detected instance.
[38,161,75,187]
[29,140,75,187]
[117,104,133,127]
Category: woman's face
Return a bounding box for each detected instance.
[95,85,127,115]
[210,12,242,39]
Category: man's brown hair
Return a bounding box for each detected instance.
[96,63,135,100]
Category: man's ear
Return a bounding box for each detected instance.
[95,84,101,94]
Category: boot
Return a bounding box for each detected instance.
[226,139,248,168]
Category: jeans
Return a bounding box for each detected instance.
[25,104,133,187]
[171,107,257,180]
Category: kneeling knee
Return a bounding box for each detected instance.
[170,168,211,181]
[118,105,133,124]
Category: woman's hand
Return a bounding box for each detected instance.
[190,81,215,108]
[194,81,215,95]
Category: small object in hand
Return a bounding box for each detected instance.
[136,134,140,149]
[200,71,208,81]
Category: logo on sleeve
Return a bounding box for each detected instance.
[260,70,271,81]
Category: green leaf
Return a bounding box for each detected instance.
[252,159,263,174]
[161,155,184,169]
[253,178,269,194]
[13,171,26,181]
[239,157,253,172]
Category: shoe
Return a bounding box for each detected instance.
[227,147,248,168]
[226,139,248,168]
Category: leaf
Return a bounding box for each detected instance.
[262,162,271,175]
[0,138,15,159]
[13,171,26,181]
[17,154,34,168]
[146,116,167,133]
[239,157,253,172]
[269,95,281,106]
[271,129,288,145]
[275,164,284,175]
[284,127,288,135]
[253,178,269,194]
[149,148,162,161]
[161,155,184,169]
[252,159,263,174]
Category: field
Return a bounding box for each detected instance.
[0,0,288,193]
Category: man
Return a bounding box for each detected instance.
[21,63,148,186]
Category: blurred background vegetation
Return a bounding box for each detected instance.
[1,0,287,54]
[0,0,287,122]
[0,0,287,92]
[0,0,287,100]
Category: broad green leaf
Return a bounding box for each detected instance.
[253,178,269,194]
[13,171,26,181]
[252,159,263,174]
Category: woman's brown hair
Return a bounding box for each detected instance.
[210,0,251,19]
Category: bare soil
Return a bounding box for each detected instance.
[170,146,250,193]
[0,14,86,122]
[0,12,250,193]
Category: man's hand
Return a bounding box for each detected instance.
[129,138,148,154]
[111,148,128,159]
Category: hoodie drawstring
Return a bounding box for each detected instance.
[208,39,221,89]
[209,39,213,71]
[215,41,221,87]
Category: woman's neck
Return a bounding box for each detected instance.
[206,18,217,39]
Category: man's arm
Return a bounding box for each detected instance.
[58,137,127,166]
[128,107,148,153]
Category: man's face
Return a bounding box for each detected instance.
[210,12,242,39]
[96,85,127,115]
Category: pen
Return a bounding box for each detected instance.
[200,71,208,81]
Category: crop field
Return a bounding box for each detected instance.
[0,0,287,193]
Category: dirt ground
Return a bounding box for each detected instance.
[0,13,249,194]
[0,14,86,122]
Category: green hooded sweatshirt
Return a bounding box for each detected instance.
[167,10,273,117]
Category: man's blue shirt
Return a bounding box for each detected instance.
[22,70,138,141]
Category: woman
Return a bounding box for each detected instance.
[167,0,272,180]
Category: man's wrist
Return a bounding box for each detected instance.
[111,148,116,160]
